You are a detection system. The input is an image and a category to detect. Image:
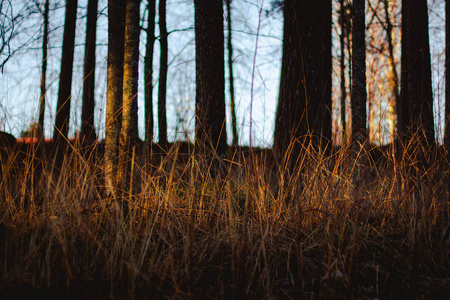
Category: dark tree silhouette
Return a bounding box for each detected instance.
[446,0,450,151]
[53,0,77,143]
[158,0,168,145]
[80,0,98,143]
[273,0,332,161]
[145,0,156,144]
[351,0,367,150]
[105,0,125,196]
[194,0,227,156]
[38,0,49,137]
[399,0,434,147]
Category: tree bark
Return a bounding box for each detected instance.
[226,0,238,147]
[145,0,156,144]
[194,0,227,156]
[118,0,141,195]
[273,0,332,162]
[81,0,98,143]
[120,0,140,150]
[445,0,450,151]
[351,0,367,149]
[105,0,126,196]
[158,0,168,145]
[399,0,434,147]
[339,0,347,145]
[53,0,77,143]
[38,0,49,137]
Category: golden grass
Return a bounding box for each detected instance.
[0,140,449,299]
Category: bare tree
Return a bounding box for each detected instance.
[53,0,77,143]
[351,0,367,150]
[144,0,156,144]
[446,0,450,151]
[80,0,98,143]
[273,0,332,162]
[158,0,168,145]
[105,0,126,196]
[38,0,49,137]
[399,0,434,148]
[226,0,238,147]
[194,0,227,156]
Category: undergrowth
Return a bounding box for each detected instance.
[0,140,449,299]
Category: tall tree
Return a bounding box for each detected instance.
[145,0,156,144]
[38,0,49,137]
[382,0,400,144]
[158,0,168,145]
[118,0,141,193]
[120,0,140,150]
[80,0,98,142]
[105,0,126,196]
[53,0,77,143]
[399,0,434,147]
[226,0,238,147]
[445,0,450,151]
[273,0,332,160]
[339,0,347,145]
[194,0,227,156]
[351,0,367,149]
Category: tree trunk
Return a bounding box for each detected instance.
[226,0,238,147]
[158,0,168,146]
[273,0,332,162]
[120,0,140,150]
[81,0,98,143]
[194,0,227,156]
[382,0,399,144]
[445,0,450,151]
[339,0,347,145]
[38,0,49,137]
[119,0,141,194]
[399,0,434,147]
[351,0,367,149]
[350,0,368,190]
[145,0,156,144]
[53,0,77,143]
[105,0,126,196]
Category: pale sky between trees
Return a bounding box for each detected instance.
[0,0,446,146]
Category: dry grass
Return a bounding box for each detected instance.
[0,139,449,299]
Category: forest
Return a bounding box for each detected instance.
[0,0,449,298]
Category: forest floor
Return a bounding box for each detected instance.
[0,139,449,299]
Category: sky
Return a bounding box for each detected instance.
[0,0,446,146]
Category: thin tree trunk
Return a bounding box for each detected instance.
[339,0,346,145]
[145,0,156,144]
[445,0,450,151]
[53,0,77,143]
[105,0,126,196]
[350,0,367,190]
[382,0,399,144]
[38,0,49,137]
[81,0,98,143]
[119,0,141,195]
[158,0,168,146]
[351,0,367,149]
[226,0,238,147]
[121,0,140,148]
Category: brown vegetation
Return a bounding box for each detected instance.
[0,135,449,299]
